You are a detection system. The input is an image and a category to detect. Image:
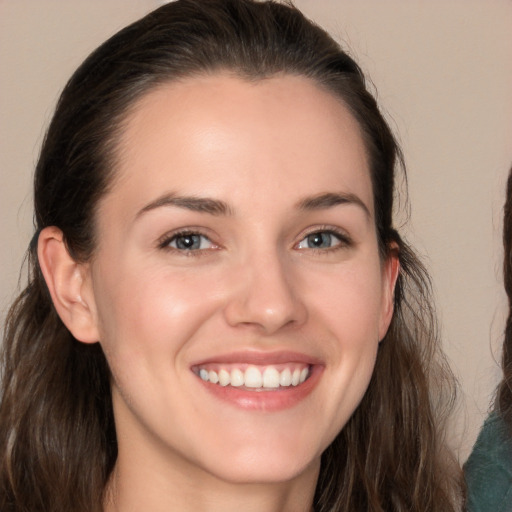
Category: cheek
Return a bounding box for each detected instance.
[92,262,225,366]
[300,259,384,424]
[90,264,227,429]
[302,259,385,342]
[328,263,383,385]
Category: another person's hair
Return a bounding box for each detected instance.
[0,1,462,510]
[496,166,512,429]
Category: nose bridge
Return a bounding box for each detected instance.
[224,245,307,333]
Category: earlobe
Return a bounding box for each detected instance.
[378,245,400,341]
[38,226,99,343]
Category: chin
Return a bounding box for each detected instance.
[194,435,324,485]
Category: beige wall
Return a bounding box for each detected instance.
[1,0,511,461]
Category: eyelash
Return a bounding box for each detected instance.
[157,226,352,256]
[158,229,217,255]
[295,227,352,253]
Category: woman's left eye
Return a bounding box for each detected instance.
[164,232,215,251]
[296,231,347,250]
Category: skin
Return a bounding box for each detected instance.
[39,73,398,512]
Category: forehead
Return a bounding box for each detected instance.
[104,73,373,219]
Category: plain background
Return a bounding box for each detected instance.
[1,0,511,461]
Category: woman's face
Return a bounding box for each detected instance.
[83,74,397,485]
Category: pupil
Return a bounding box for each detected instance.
[308,232,330,248]
[177,235,199,250]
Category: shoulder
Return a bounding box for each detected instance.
[465,413,512,512]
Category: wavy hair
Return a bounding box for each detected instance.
[0,1,462,510]
[496,166,512,429]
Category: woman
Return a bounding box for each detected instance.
[465,168,512,511]
[0,1,463,510]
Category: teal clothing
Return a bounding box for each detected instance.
[465,413,512,512]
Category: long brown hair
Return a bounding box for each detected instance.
[0,1,462,510]
[496,167,512,429]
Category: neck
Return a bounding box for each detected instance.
[104,440,319,512]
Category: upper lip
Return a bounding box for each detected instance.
[190,349,323,367]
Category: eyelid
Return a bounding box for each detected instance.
[294,225,353,250]
[156,225,352,253]
[157,227,219,252]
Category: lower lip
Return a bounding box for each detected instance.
[195,365,323,412]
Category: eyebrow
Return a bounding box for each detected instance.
[136,191,370,219]
[136,193,233,218]
[296,192,371,218]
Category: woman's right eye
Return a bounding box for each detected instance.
[162,232,215,252]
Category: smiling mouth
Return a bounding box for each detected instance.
[193,364,311,390]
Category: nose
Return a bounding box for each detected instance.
[223,250,308,335]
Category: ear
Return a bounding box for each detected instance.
[38,226,99,343]
[378,243,400,341]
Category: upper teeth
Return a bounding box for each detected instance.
[197,365,310,389]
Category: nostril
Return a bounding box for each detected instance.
[223,278,307,334]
